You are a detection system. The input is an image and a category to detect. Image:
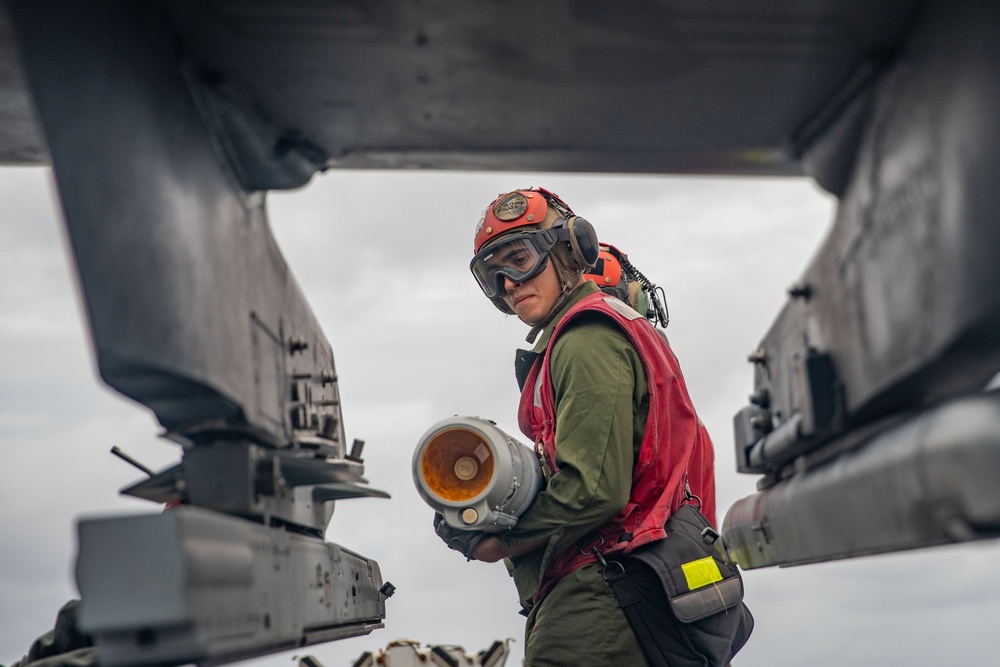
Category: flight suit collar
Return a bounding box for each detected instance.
[530,281,600,354]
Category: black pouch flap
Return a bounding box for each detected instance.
[669,576,743,623]
[628,504,744,623]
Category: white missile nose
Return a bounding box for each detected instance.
[460,508,479,524]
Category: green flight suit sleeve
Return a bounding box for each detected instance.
[502,314,647,602]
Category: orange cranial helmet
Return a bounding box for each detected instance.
[473,188,573,254]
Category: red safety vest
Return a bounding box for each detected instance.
[517,292,716,603]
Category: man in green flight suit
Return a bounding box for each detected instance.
[435,187,718,667]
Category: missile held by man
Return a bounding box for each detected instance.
[412,416,542,532]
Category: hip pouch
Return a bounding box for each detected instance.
[605,504,754,667]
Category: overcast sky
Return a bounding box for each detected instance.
[3,167,1000,667]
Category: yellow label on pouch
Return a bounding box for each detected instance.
[682,556,723,590]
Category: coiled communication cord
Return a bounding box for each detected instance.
[611,248,670,329]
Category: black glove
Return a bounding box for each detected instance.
[433,512,486,561]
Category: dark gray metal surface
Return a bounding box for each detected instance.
[76,508,386,667]
[724,392,1000,568]
[724,0,1000,567]
[0,2,44,164]
[731,0,1000,481]
[4,0,359,460]
[3,1,390,663]
[0,0,917,179]
[5,0,395,527]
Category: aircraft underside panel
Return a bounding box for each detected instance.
[4,4,391,664]
[725,392,1000,569]
[4,0,342,442]
[76,508,386,667]
[0,4,44,164]
[732,0,1000,477]
[725,0,1000,566]
[0,0,918,178]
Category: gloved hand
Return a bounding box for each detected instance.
[433,512,486,561]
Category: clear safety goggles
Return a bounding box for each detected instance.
[470,228,562,298]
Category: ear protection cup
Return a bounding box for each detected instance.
[556,216,600,270]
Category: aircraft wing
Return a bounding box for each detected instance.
[2,0,916,182]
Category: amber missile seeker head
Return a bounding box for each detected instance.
[419,427,495,503]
